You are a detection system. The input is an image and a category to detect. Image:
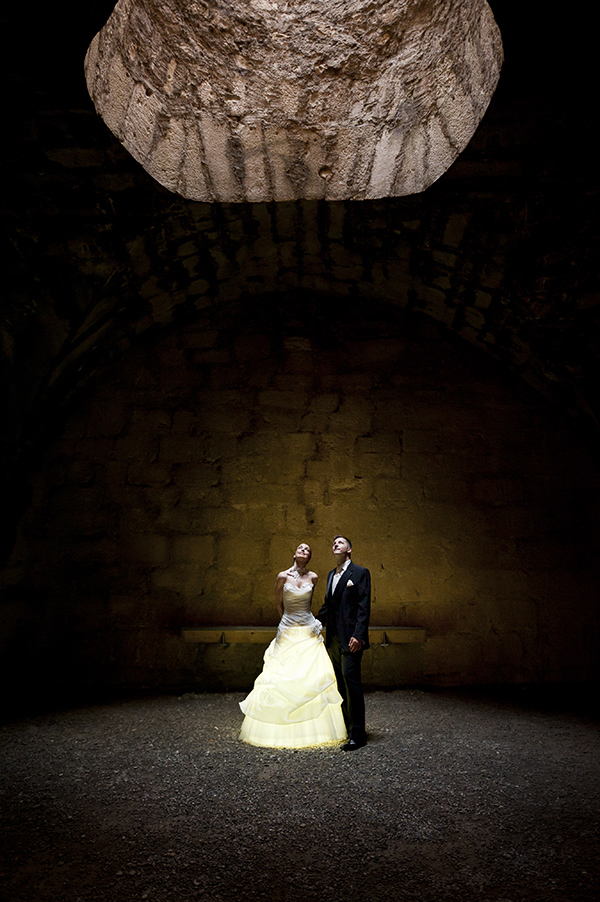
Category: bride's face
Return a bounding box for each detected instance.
[294,543,312,564]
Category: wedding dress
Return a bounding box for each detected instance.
[239,583,347,748]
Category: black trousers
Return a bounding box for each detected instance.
[328,639,366,743]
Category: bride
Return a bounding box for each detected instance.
[239,542,347,748]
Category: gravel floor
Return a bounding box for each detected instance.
[1,688,599,902]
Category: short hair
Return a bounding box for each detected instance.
[333,534,352,549]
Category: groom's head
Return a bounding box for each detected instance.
[332,535,352,560]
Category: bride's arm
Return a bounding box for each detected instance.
[275,573,286,618]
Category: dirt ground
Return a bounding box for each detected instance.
[1,687,598,902]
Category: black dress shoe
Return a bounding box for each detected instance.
[342,739,366,751]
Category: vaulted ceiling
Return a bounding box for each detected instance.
[2,0,599,476]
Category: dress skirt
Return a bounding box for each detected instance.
[239,624,347,748]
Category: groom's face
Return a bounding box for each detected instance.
[332,536,351,558]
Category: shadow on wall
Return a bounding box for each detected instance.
[1,295,599,702]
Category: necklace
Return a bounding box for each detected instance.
[289,566,308,580]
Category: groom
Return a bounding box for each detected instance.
[317,535,371,751]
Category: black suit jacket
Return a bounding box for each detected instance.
[316,562,371,651]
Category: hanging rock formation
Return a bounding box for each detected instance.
[85,0,502,202]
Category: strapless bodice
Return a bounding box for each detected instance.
[279,582,322,634]
[283,582,313,615]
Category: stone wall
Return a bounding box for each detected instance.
[2,295,598,697]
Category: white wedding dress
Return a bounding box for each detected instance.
[239,583,347,748]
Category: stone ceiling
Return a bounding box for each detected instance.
[84,0,503,201]
[2,0,599,482]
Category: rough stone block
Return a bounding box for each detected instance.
[151,564,199,594]
[113,434,159,462]
[171,410,196,434]
[257,390,307,410]
[301,479,327,507]
[159,435,211,463]
[371,477,422,509]
[327,404,373,435]
[357,453,401,479]
[356,434,402,456]
[171,535,216,566]
[225,480,294,507]
[196,406,252,434]
[154,503,194,534]
[68,537,120,564]
[127,462,173,486]
[66,460,98,485]
[75,437,117,462]
[472,476,524,507]
[402,429,443,453]
[306,458,347,483]
[400,462,459,505]
[107,594,143,624]
[87,403,127,437]
[232,334,272,361]
[255,408,304,432]
[130,408,173,433]
[281,505,315,538]
[120,533,170,565]
[171,463,220,495]
[192,348,232,365]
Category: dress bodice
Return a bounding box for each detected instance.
[283,582,313,615]
[279,581,321,633]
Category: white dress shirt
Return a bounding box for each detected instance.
[331,558,351,592]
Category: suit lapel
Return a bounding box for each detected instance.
[326,569,335,599]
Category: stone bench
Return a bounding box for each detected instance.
[182,626,425,645]
[181,626,426,689]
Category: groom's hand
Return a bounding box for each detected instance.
[348,637,363,653]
